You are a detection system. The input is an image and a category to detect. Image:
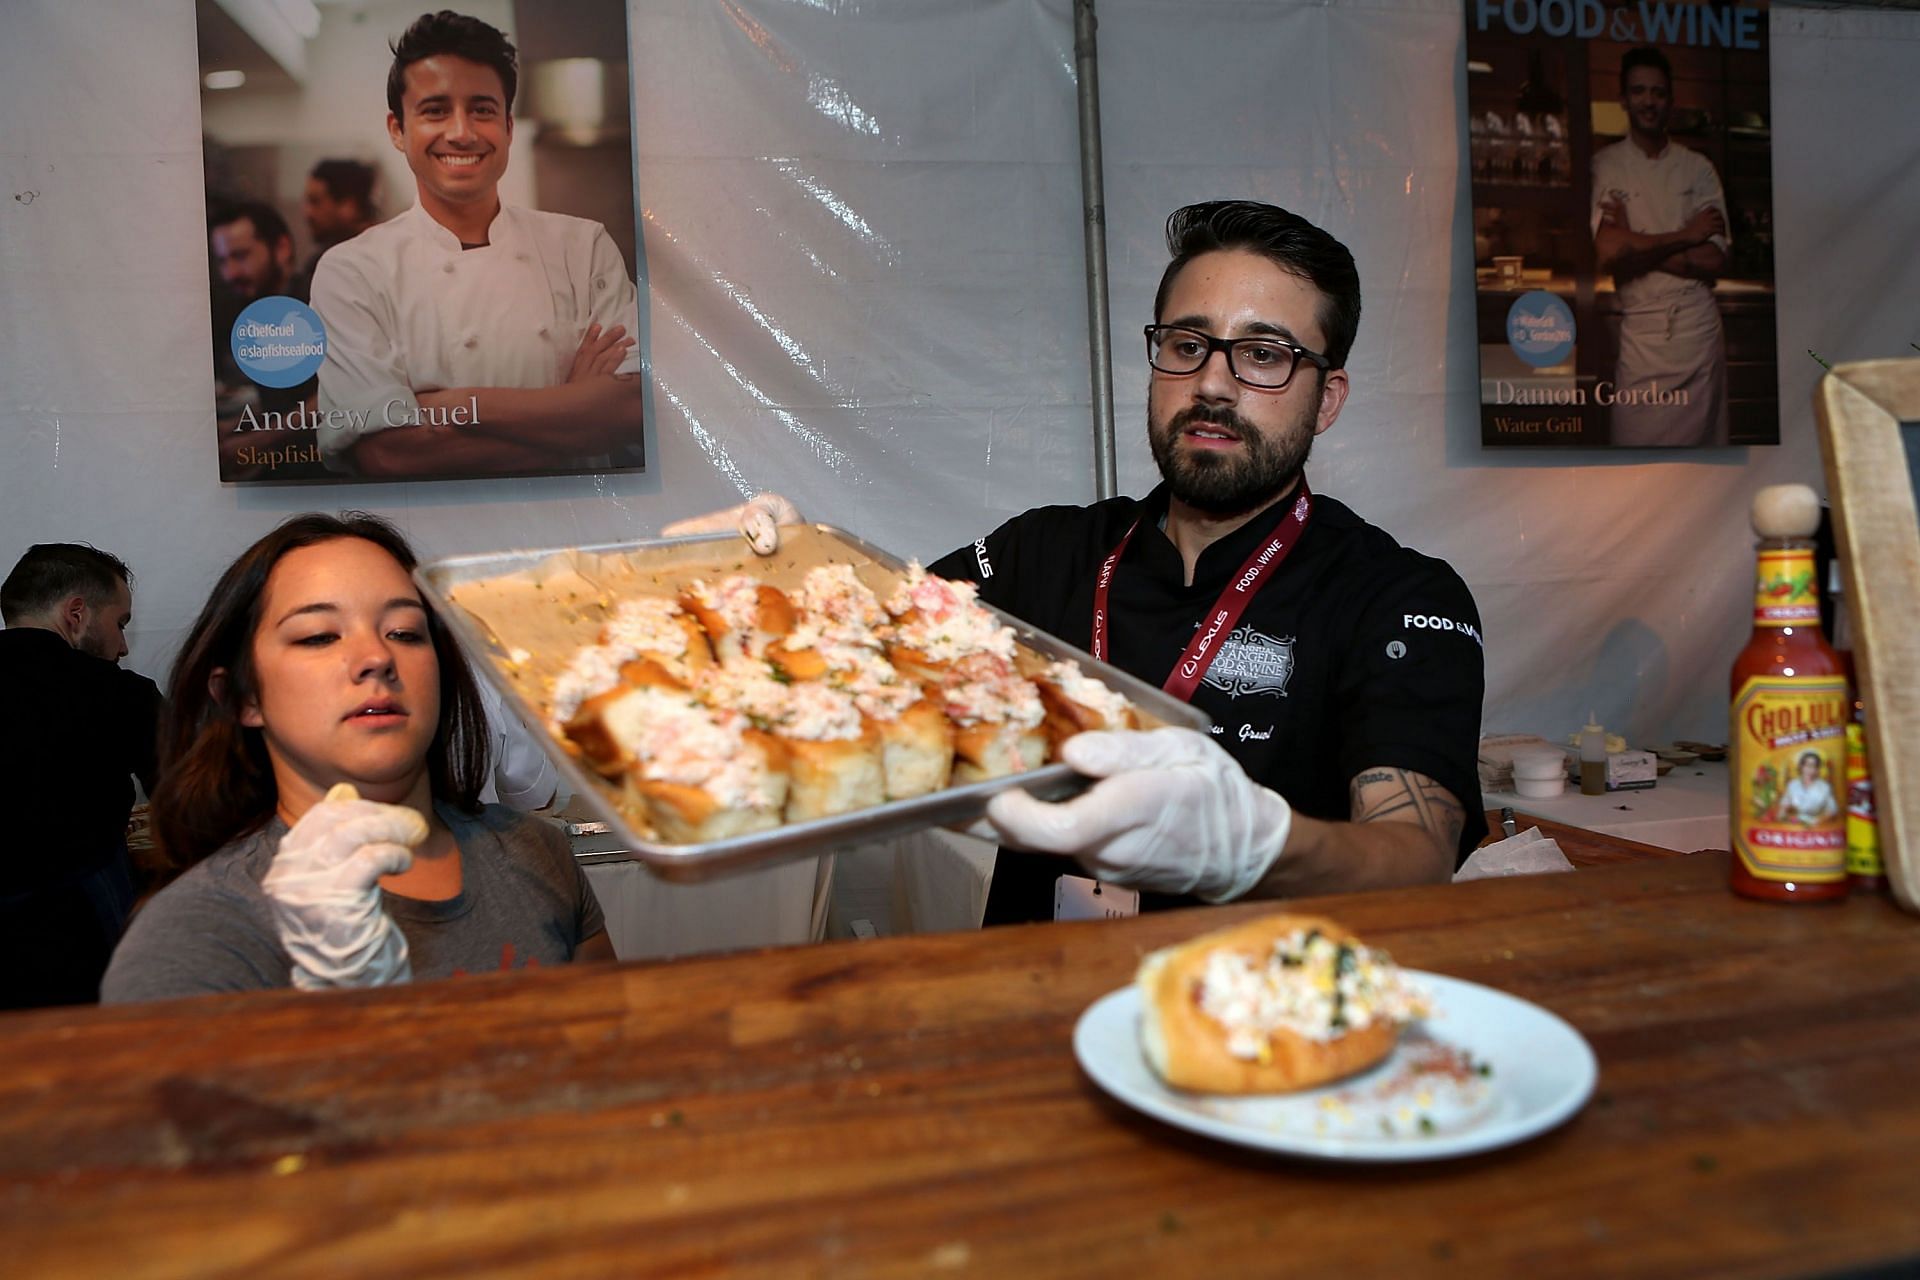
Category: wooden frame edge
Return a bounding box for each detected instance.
[1814,357,1920,912]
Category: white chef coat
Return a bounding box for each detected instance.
[310,202,642,469]
[475,676,565,813]
[1590,139,1732,446]
[1590,138,1731,310]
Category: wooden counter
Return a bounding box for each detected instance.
[1,846,1913,1278]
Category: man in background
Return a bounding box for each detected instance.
[210,200,301,307]
[208,200,323,478]
[1591,45,1731,447]
[295,158,379,295]
[310,10,644,479]
[0,544,163,1007]
[304,158,378,252]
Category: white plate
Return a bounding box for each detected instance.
[1073,971,1596,1162]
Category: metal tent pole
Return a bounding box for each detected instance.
[1074,0,1118,501]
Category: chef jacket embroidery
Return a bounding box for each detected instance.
[1200,626,1296,698]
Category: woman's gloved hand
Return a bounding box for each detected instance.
[660,492,802,556]
[984,727,1293,903]
[262,783,425,990]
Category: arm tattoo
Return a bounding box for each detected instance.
[1349,767,1467,852]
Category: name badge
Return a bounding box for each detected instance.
[1053,874,1140,921]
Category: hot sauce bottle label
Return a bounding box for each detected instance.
[1753,548,1819,626]
[1732,674,1849,882]
[1845,721,1882,878]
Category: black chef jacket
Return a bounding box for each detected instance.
[0,628,162,893]
[928,483,1486,925]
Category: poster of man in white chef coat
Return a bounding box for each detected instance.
[198,2,648,483]
[1589,45,1729,446]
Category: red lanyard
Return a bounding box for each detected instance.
[1091,482,1314,703]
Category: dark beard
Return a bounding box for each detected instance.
[1148,397,1318,519]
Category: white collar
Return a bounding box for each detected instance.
[405,200,519,252]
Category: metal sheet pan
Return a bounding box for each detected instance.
[415,525,1209,882]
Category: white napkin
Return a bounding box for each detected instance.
[1454,826,1574,882]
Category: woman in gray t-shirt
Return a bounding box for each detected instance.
[104,513,610,1002]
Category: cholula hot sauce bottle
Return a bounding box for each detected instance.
[1729,484,1850,903]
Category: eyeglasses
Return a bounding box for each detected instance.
[1144,324,1331,391]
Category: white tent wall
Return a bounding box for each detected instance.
[3,0,1917,756]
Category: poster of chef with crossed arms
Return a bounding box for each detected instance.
[199,4,648,482]
[1467,0,1778,450]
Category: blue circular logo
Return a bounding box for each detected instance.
[1505,291,1576,369]
[231,296,327,388]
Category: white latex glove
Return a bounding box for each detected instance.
[660,492,802,556]
[262,783,426,991]
[984,727,1292,903]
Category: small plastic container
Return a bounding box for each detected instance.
[1511,747,1568,798]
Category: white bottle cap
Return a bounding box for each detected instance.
[1751,484,1821,539]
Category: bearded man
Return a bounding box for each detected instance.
[922,200,1487,923]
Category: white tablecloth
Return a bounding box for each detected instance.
[569,756,1731,957]
[891,828,998,934]
[579,856,834,961]
[556,803,834,960]
[1486,761,1730,853]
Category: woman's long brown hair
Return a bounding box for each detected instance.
[148,513,489,882]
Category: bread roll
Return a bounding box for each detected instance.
[562,685,641,777]
[696,657,795,729]
[1135,914,1424,1094]
[549,598,710,735]
[881,637,951,688]
[788,643,953,801]
[601,600,715,681]
[952,720,1048,783]
[634,729,789,843]
[779,564,890,683]
[1031,658,1139,759]
[618,655,688,691]
[876,697,955,799]
[792,563,889,633]
[941,654,1047,782]
[883,566,1017,682]
[783,725,887,821]
[682,577,796,664]
[567,684,788,842]
[561,656,692,776]
[774,682,885,821]
[769,644,831,682]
